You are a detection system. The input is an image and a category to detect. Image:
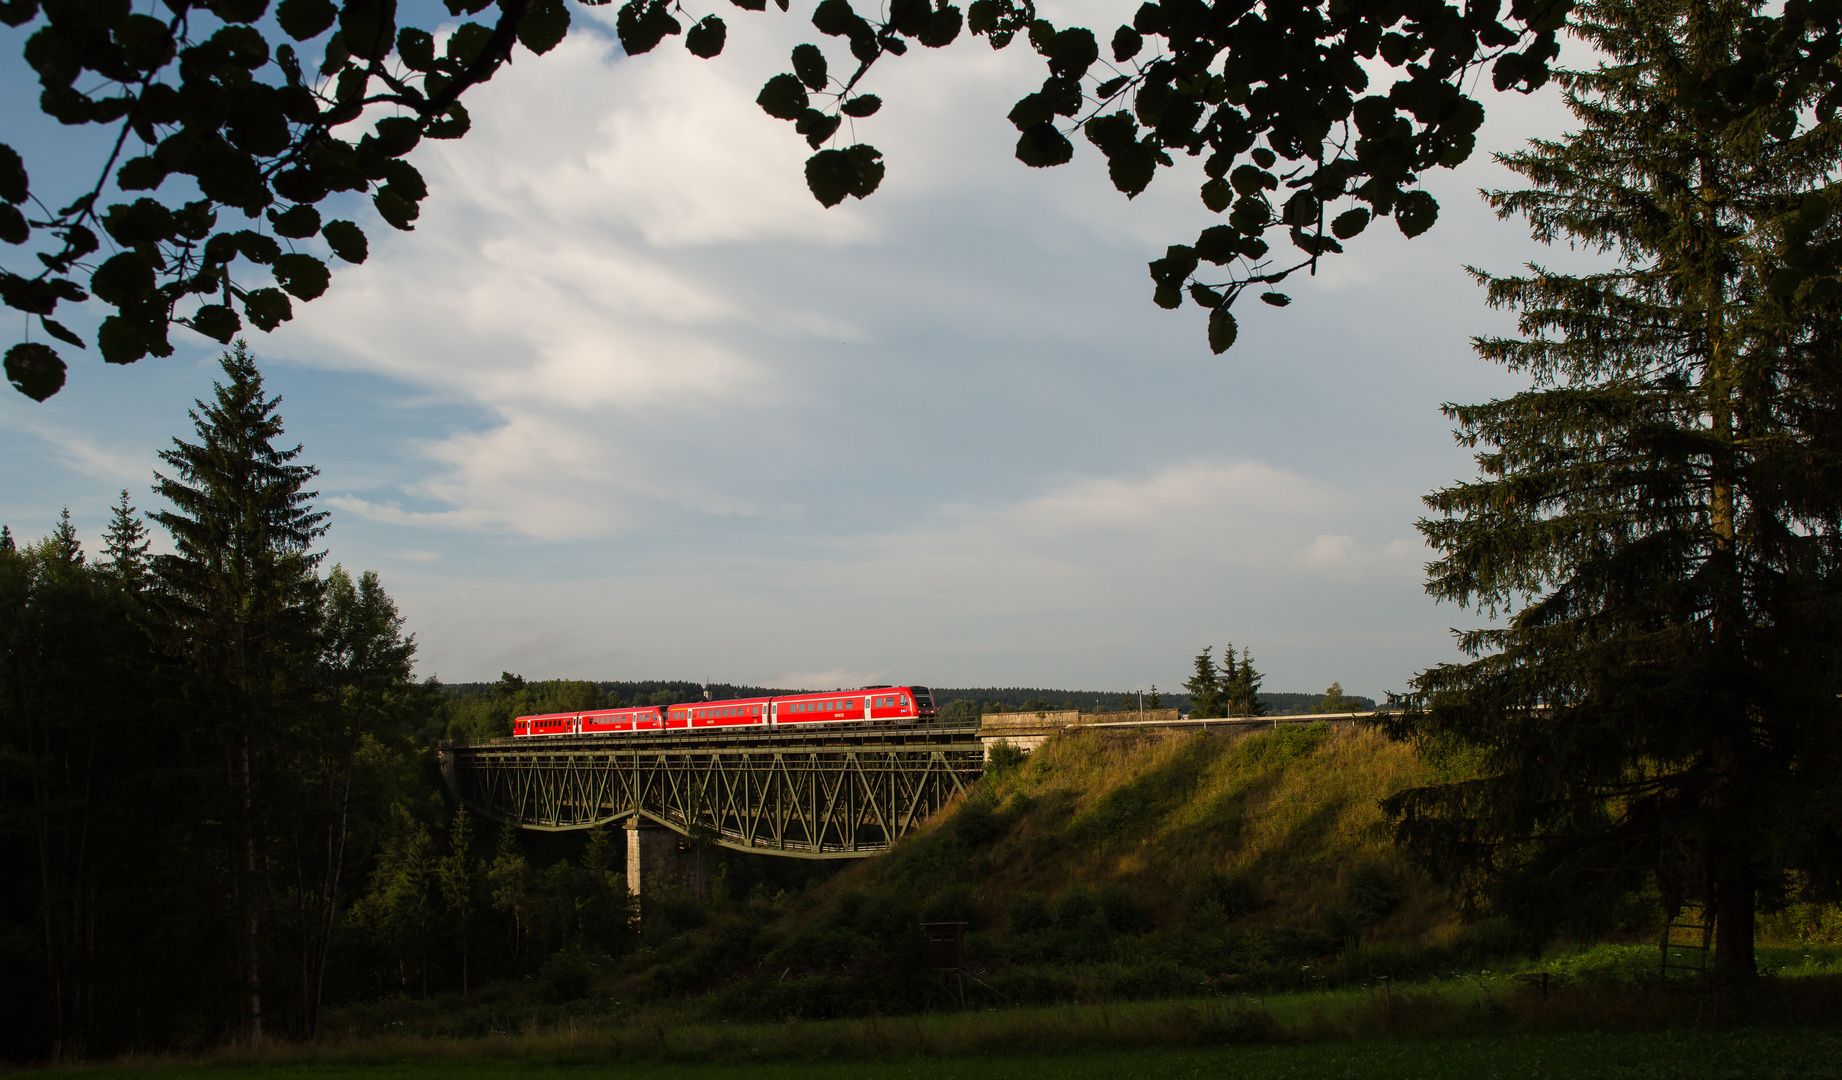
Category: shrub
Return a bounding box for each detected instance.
[987,739,1027,774]
[1009,890,1051,934]
[538,947,595,1001]
[955,796,1004,847]
[1186,869,1260,925]
[1343,859,1402,922]
[1099,882,1143,933]
[920,883,979,927]
[1053,884,1100,930]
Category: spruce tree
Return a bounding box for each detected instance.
[100,490,151,592]
[1226,646,1267,717]
[1183,647,1222,718]
[1380,0,1842,985]
[149,340,328,1036]
[49,508,81,567]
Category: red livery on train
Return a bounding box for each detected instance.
[511,686,937,738]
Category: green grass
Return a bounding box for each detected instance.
[25,1028,1842,1080]
[22,969,1840,1079]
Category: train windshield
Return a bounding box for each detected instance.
[910,687,934,707]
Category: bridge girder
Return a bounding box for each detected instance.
[437,728,985,858]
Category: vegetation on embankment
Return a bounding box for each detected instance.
[304,719,1841,1040]
[622,722,1486,1014]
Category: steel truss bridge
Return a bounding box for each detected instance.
[437,726,985,858]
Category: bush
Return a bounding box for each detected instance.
[1053,884,1100,930]
[1099,882,1143,933]
[920,883,979,927]
[1343,859,1402,922]
[1186,869,1260,925]
[955,796,1004,847]
[986,739,1027,774]
[538,947,595,1001]
[1009,890,1051,934]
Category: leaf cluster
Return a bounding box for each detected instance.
[1,0,565,398]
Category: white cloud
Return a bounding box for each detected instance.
[7,12,1593,702]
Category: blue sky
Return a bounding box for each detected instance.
[1,2,1580,698]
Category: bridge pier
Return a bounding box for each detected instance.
[625,818,710,903]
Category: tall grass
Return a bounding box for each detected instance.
[47,973,1842,1073]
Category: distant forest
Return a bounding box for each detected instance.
[440,680,1378,718]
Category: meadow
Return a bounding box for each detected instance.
[23,946,1842,1080]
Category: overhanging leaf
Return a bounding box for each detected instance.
[519,0,571,54]
[1395,189,1438,237]
[274,253,330,300]
[792,43,827,90]
[1331,208,1370,239]
[685,15,726,56]
[0,144,28,204]
[276,0,336,40]
[242,287,293,331]
[322,219,367,263]
[1015,122,1073,167]
[97,314,151,362]
[39,316,83,347]
[796,109,842,148]
[1207,308,1237,354]
[757,74,809,120]
[5,342,64,400]
[188,304,242,343]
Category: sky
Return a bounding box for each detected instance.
[0,2,1584,700]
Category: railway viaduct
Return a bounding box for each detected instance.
[435,710,1368,899]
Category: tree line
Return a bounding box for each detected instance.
[0,346,638,1058]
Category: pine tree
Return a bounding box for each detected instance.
[1379,0,1842,986]
[149,340,328,1036]
[1226,646,1266,717]
[100,491,151,591]
[1144,685,1162,710]
[1182,647,1222,718]
[436,808,480,996]
[49,508,82,568]
[487,823,530,960]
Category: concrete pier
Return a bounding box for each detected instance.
[624,817,710,901]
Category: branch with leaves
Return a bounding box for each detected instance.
[6,0,1840,401]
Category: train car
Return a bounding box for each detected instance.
[512,685,937,739]
[772,685,936,726]
[579,706,666,734]
[513,711,580,737]
[666,696,773,731]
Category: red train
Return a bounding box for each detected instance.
[511,685,937,738]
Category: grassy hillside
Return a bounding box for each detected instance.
[316,720,1842,1042]
[602,721,1517,1019]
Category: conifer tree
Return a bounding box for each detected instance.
[1226,646,1267,717]
[49,509,81,567]
[1217,643,1238,715]
[1182,647,1222,718]
[100,491,151,592]
[1380,0,1842,985]
[149,340,328,1036]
